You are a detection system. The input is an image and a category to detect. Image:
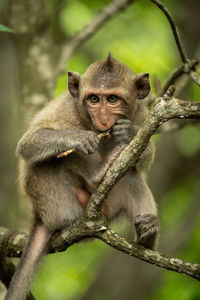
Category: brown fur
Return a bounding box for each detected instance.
[5,55,159,300]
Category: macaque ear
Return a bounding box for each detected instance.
[68,71,81,98]
[134,73,150,99]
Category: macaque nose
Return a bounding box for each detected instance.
[101,114,109,126]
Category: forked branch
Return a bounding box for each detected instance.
[85,87,200,216]
[1,88,200,281]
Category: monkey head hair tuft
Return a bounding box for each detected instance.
[101,53,114,72]
[81,54,134,89]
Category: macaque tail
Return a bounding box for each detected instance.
[5,223,52,300]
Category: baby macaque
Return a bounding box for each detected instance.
[5,54,159,300]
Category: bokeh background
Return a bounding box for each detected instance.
[0,0,200,299]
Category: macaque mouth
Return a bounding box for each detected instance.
[95,124,113,133]
[96,127,113,141]
[94,118,118,133]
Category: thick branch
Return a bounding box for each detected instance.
[85,95,200,216]
[0,227,27,257]
[1,223,200,281]
[1,91,200,282]
[56,0,136,74]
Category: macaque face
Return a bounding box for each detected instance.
[83,87,130,132]
[68,55,151,133]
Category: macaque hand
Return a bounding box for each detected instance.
[71,131,100,154]
[112,119,139,144]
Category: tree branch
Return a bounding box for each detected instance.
[1,88,200,282]
[0,253,36,300]
[57,0,200,92]
[158,119,200,133]
[85,87,200,216]
[190,70,200,86]
[56,0,136,74]
[1,222,200,281]
[97,229,200,280]
[150,0,200,93]
[160,60,200,95]
[150,0,188,63]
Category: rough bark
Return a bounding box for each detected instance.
[1,91,200,281]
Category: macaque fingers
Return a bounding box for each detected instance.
[57,130,111,158]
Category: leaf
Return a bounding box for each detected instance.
[0,24,14,33]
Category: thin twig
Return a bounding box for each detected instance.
[158,119,200,133]
[150,0,200,92]
[150,0,188,63]
[56,0,136,74]
[97,229,200,281]
[160,64,185,96]
[161,60,200,95]
[190,71,200,87]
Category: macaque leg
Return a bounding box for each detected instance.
[125,171,160,249]
[88,144,126,188]
[75,187,91,208]
[78,144,125,217]
[134,214,159,249]
[75,187,108,216]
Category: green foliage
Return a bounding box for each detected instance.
[152,272,200,300]
[60,1,93,35]
[32,240,109,300]
[177,125,200,157]
[160,177,199,236]
[59,0,110,36]
[55,0,179,97]
[54,53,90,97]
[151,174,200,300]
[81,0,178,82]
[54,73,66,98]
[0,24,13,33]
[151,219,200,300]
[190,78,200,101]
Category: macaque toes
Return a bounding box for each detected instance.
[5,54,159,300]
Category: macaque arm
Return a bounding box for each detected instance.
[16,128,99,164]
[136,139,155,172]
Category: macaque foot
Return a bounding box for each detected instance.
[134,214,160,250]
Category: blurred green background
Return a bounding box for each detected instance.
[0,0,200,299]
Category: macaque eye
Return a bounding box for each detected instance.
[108,95,119,103]
[89,95,100,103]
